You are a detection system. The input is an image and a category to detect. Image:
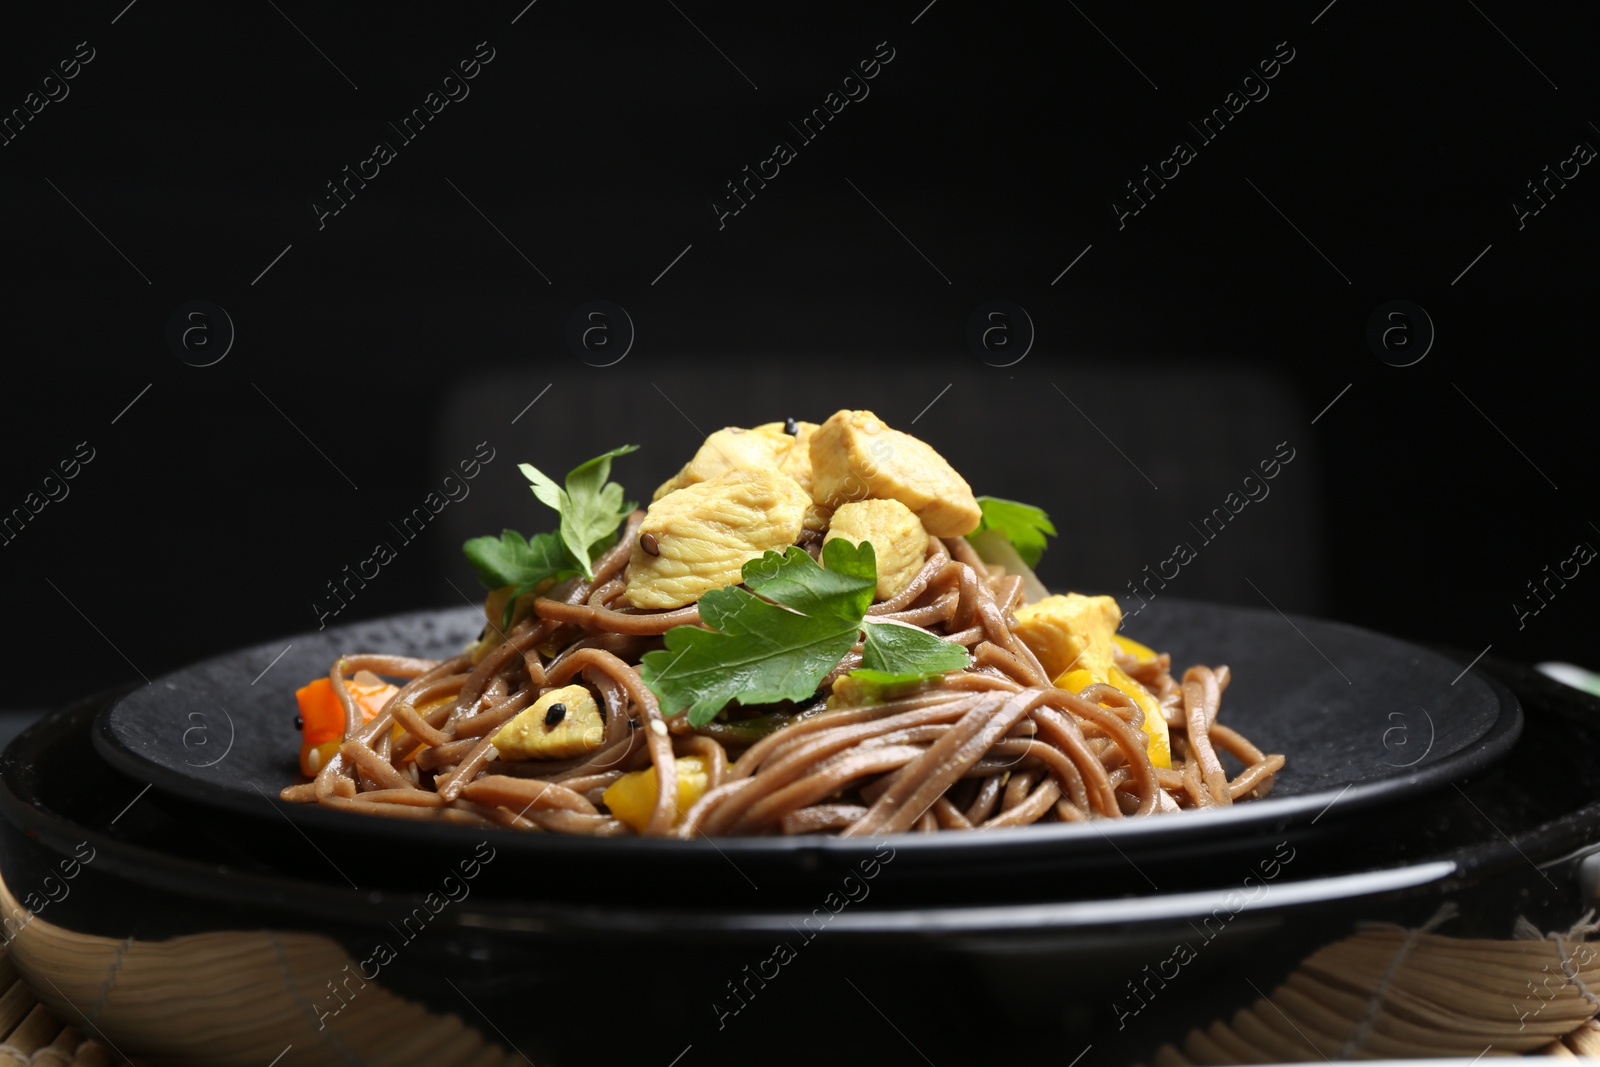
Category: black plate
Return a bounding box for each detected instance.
[90,599,1520,902]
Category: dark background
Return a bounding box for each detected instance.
[3,0,1596,708]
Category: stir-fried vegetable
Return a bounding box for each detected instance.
[294,672,400,776]
[602,755,710,831]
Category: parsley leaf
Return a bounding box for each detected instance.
[464,445,639,628]
[640,540,972,726]
[462,528,571,589]
[640,540,877,727]
[517,444,639,579]
[840,624,972,706]
[967,495,1056,567]
[741,540,876,621]
[462,529,579,628]
[855,618,971,683]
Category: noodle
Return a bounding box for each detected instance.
[282,519,1284,836]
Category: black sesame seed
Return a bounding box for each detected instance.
[294,715,303,731]
[639,532,660,556]
[544,703,567,727]
[784,417,799,435]
[629,717,641,730]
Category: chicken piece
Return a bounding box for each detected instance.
[652,424,795,501]
[762,419,821,496]
[808,409,982,537]
[1012,593,1123,680]
[824,499,930,600]
[624,467,811,609]
[491,685,606,761]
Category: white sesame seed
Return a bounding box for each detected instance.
[650,719,668,737]
[307,747,322,773]
[409,763,420,784]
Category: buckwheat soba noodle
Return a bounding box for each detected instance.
[281,410,1284,837]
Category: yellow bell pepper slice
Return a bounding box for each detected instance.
[1058,668,1096,693]
[1109,664,1170,769]
[602,756,710,832]
[1113,633,1158,663]
[1053,665,1171,769]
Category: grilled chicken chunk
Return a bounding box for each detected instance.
[808,409,981,537]
[824,498,930,600]
[625,467,811,608]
